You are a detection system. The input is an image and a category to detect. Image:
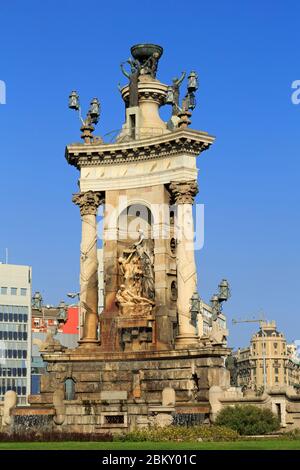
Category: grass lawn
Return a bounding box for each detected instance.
[0,440,300,450]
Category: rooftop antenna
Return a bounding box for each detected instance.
[5,248,8,264]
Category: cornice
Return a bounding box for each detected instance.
[41,345,230,362]
[65,129,215,169]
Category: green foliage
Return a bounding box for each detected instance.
[115,425,239,442]
[281,429,300,440]
[215,405,280,435]
[0,431,113,442]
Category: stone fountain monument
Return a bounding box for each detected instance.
[27,44,231,433]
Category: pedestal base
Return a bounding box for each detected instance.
[175,334,200,349]
[77,339,101,349]
[33,346,230,434]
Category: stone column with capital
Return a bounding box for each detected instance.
[73,191,104,347]
[169,181,199,348]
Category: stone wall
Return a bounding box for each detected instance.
[28,347,230,433]
[209,385,300,431]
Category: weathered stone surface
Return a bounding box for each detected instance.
[100,391,128,400]
[102,371,132,382]
[162,387,176,406]
[28,394,42,404]
[29,393,53,404]
[76,382,100,393]
[150,413,173,427]
[74,372,101,382]
[37,347,232,433]
[143,369,192,381]
[65,405,86,415]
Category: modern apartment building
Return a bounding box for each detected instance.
[0,264,32,405]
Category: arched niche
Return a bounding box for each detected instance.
[118,203,154,243]
[64,378,76,401]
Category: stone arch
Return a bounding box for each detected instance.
[118,203,154,243]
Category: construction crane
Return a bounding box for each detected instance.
[232,316,267,388]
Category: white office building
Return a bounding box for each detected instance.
[0,264,32,405]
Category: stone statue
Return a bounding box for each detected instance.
[120,58,141,107]
[141,52,160,78]
[141,252,155,300]
[134,228,145,247]
[225,355,238,387]
[116,232,155,316]
[171,72,186,116]
[118,250,136,288]
[116,284,154,306]
[35,326,65,352]
[209,319,228,346]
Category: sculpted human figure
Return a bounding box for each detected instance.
[171,72,186,116]
[116,285,135,305]
[116,284,155,314]
[132,257,143,296]
[141,52,160,78]
[118,251,135,287]
[120,58,141,107]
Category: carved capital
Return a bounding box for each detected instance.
[169,180,198,204]
[72,191,104,216]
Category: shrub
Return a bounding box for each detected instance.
[215,405,280,435]
[115,425,239,442]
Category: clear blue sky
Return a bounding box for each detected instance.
[0,0,299,348]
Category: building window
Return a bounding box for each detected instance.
[64,378,76,400]
[0,287,7,295]
[274,343,278,349]
[275,376,279,383]
[11,288,17,296]
[275,368,279,374]
[20,289,27,296]
[104,415,125,424]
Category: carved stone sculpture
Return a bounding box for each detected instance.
[121,58,141,107]
[116,233,155,317]
[171,72,186,116]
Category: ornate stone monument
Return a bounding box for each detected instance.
[30,44,231,433]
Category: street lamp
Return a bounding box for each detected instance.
[209,279,231,322]
[68,91,101,143]
[187,71,199,92]
[165,86,174,105]
[68,90,80,110]
[218,279,231,301]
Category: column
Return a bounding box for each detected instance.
[169,181,199,348]
[73,191,104,347]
